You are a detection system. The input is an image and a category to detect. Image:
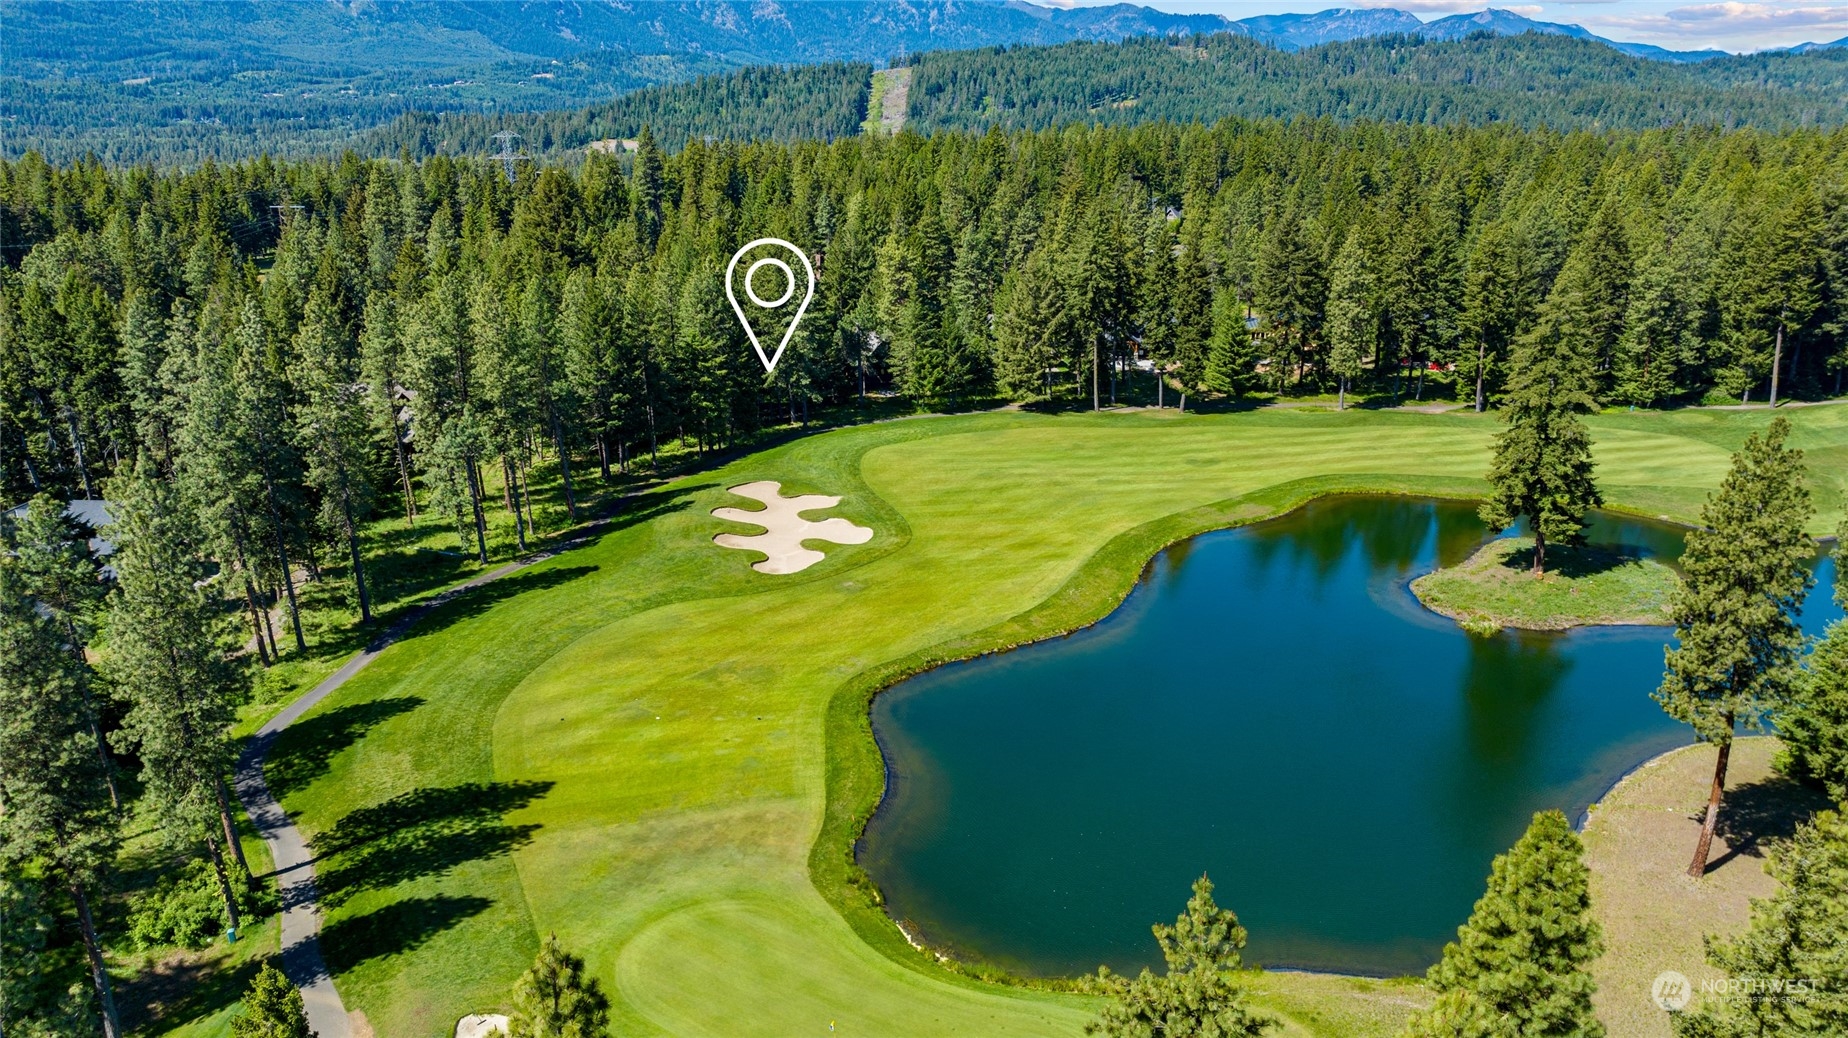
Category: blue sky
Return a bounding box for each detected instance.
[1050,1,1848,52]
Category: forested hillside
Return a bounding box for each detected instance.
[903,32,1848,133]
[360,63,875,159]
[1,0,1230,163]
[10,1,1841,163]
[266,32,1848,166]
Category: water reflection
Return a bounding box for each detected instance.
[861,496,1842,978]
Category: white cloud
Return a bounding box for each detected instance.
[1355,0,1481,11]
[1663,2,1848,27]
[1573,0,1848,49]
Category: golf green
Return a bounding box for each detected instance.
[265,404,1848,1037]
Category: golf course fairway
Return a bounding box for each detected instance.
[265,404,1848,1038]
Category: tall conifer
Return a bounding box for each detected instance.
[1655,417,1814,877]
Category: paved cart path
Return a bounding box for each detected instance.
[234,513,621,1038]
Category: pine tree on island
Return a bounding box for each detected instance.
[1655,417,1814,879]
[1478,312,1603,577]
[1398,810,1604,1038]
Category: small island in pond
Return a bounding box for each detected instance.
[1412,536,1680,634]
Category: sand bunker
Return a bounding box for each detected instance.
[712,481,873,574]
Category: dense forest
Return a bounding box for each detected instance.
[5,117,1847,511]
[359,63,877,161]
[903,32,1848,134]
[316,33,1848,166]
[2,0,1232,164]
[14,28,1848,164]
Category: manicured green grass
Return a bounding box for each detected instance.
[1411,536,1680,633]
[235,403,1847,1038]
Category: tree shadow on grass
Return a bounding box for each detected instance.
[393,566,596,646]
[265,697,425,800]
[319,894,494,975]
[312,781,554,910]
[1705,771,1834,875]
[116,945,273,1033]
[1498,543,1640,580]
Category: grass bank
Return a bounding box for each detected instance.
[199,403,1847,1038]
[1411,536,1680,633]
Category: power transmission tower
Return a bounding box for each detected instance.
[269,202,305,229]
[491,131,529,183]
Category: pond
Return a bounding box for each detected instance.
[860,496,1843,979]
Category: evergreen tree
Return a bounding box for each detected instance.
[1087,875,1273,1038]
[1778,509,1848,800]
[1478,314,1602,576]
[101,462,253,928]
[360,295,418,525]
[1401,811,1604,1038]
[1675,809,1848,1038]
[231,964,315,1038]
[4,492,118,805]
[1461,224,1528,413]
[293,291,377,622]
[1611,238,1697,409]
[0,551,122,1037]
[1202,285,1256,399]
[1324,229,1378,411]
[1655,417,1814,878]
[508,934,611,1038]
[991,249,1067,402]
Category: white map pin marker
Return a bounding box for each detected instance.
[726,237,816,374]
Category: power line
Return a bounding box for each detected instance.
[491,131,529,183]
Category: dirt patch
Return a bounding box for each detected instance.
[1583,737,1831,1038]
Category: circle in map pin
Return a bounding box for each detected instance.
[746,257,795,308]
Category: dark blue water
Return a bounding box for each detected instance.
[861,496,1842,978]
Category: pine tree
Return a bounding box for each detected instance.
[293,290,377,622]
[1776,508,1848,801]
[1087,875,1273,1038]
[1655,417,1814,878]
[1478,313,1602,576]
[102,462,253,927]
[1202,285,1256,399]
[991,250,1067,402]
[360,295,418,526]
[1461,224,1528,414]
[1675,809,1848,1037]
[0,551,123,1037]
[4,492,117,806]
[1324,229,1378,411]
[1610,243,1690,409]
[1401,811,1604,1038]
[508,934,611,1038]
[231,964,315,1038]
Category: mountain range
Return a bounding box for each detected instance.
[9,0,1845,85]
[7,1,1848,164]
